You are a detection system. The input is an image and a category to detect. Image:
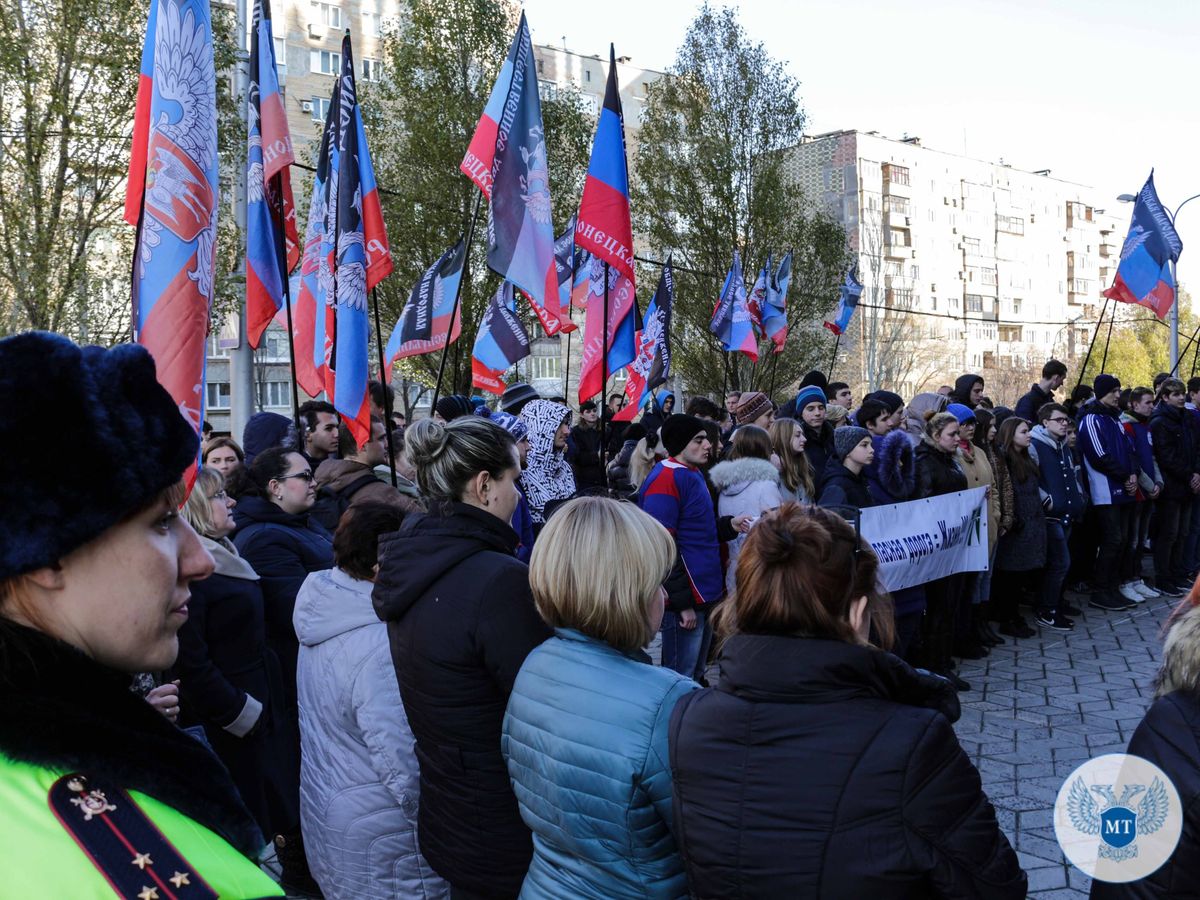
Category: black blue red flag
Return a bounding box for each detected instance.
[385,239,466,368]
[824,264,862,336]
[461,13,564,335]
[711,251,757,361]
[615,260,673,422]
[1103,172,1183,319]
[762,252,791,353]
[324,33,393,447]
[245,0,298,348]
[472,282,532,395]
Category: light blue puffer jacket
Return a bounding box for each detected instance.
[502,628,697,899]
[294,568,447,899]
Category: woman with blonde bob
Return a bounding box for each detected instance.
[503,496,698,899]
[669,503,1025,899]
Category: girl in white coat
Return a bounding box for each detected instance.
[707,426,784,593]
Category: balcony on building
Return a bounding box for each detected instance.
[1066,200,1093,230]
[881,163,911,195]
[884,226,912,259]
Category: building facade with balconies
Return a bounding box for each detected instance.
[786,129,1123,396]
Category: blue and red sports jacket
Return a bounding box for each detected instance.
[638,458,724,611]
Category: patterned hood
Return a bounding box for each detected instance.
[519,399,576,523]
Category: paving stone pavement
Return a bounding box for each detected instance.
[954,588,1175,899]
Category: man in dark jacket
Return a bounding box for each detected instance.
[1014,359,1067,423]
[1078,375,1139,612]
[948,373,985,409]
[1149,378,1199,596]
[1030,403,1087,630]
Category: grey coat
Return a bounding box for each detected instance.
[295,568,447,899]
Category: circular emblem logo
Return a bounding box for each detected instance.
[1054,753,1183,883]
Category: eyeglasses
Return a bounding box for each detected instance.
[276,470,314,484]
[1048,416,1070,425]
[208,490,228,502]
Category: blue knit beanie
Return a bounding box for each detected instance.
[795,385,827,412]
[945,403,976,425]
[0,332,198,578]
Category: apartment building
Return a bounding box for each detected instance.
[786,129,1123,396]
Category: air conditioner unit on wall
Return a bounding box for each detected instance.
[300,99,313,112]
[308,23,322,39]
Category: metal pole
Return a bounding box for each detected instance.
[370,285,398,487]
[768,351,780,400]
[562,322,572,399]
[600,261,609,490]
[430,192,483,415]
[1170,258,1180,372]
[1075,297,1109,389]
[1100,306,1117,374]
[828,332,842,378]
[228,0,255,442]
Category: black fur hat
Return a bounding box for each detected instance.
[0,332,198,578]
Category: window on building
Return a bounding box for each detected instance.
[889,288,914,308]
[999,325,1022,343]
[361,57,383,82]
[206,382,231,409]
[1071,278,1091,294]
[310,49,341,75]
[207,334,230,358]
[883,163,910,186]
[980,267,997,286]
[963,236,981,254]
[257,330,289,362]
[310,2,341,27]
[1013,298,1023,315]
[258,381,291,409]
[361,10,381,37]
[529,355,560,380]
[884,195,910,215]
[931,296,937,311]
[888,228,909,247]
[965,294,985,312]
[584,69,592,82]
[885,260,903,277]
[997,214,1024,235]
[538,80,558,103]
[311,95,331,121]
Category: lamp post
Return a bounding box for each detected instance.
[1116,190,1200,371]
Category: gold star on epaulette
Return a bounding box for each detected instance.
[170,871,190,888]
[137,887,159,900]
[132,852,153,870]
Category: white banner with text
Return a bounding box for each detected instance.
[862,486,989,592]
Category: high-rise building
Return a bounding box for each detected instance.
[786,129,1122,397]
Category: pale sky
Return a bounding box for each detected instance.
[523,0,1200,286]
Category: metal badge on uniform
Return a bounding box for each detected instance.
[48,772,219,899]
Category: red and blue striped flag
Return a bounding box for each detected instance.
[472,283,531,395]
[125,0,218,475]
[823,264,862,336]
[762,252,791,353]
[1103,172,1183,319]
[711,251,757,361]
[324,33,393,448]
[576,46,638,403]
[245,0,299,348]
[461,12,564,336]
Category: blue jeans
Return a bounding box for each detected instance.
[660,609,708,679]
[1042,521,1071,616]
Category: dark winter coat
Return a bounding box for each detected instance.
[1030,425,1087,525]
[169,539,297,838]
[816,460,876,509]
[607,438,640,498]
[915,438,968,498]
[1150,401,1200,501]
[231,495,333,712]
[802,419,837,476]
[1013,383,1053,423]
[1078,399,1138,506]
[668,634,1026,899]
[372,502,552,898]
[948,373,984,408]
[865,429,917,504]
[569,423,605,490]
[994,455,1047,572]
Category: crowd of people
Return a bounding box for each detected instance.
[4,330,1200,899]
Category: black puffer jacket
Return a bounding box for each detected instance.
[372,502,552,898]
[669,634,1026,899]
[816,460,875,509]
[915,438,969,498]
[802,419,837,475]
[1149,401,1199,501]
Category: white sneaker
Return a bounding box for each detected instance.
[1134,581,1161,598]
[1118,582,1146,604]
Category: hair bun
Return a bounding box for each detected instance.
[405,417,448,469]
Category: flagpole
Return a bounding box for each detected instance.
[270,189,304,447]
[370,285,399,487]
[600,261,610,490]
[720,351,728,405]
[1099,307,1118,374]
[562,322,572,398]
[1074,297,1109,389]
[827,332,842,379]
[768,351,780,400]
[430,192,483,415]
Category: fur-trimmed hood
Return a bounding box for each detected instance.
[0,619,265,856]
[865,429,916,502]
[1158,602,1200,697]
[708,457,781,496]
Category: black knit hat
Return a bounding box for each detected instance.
[0,332,198,578]
[500,382,541,415]
[661,414,708,457]
[435,394,474,422]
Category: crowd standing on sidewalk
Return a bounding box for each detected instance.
[8,331,1200,898]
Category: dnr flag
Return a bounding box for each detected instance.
[711,251,757,361]
[763,251,791,353]
[385,239,466,365]
[615,260,673,422]
[472,282,531,395]
[1103,172,1183,319]
[824,264,862,336]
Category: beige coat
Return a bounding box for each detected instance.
[957,441,998,556]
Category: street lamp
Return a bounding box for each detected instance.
[1116,190,1200,371]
